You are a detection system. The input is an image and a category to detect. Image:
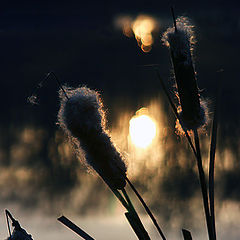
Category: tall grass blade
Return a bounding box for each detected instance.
[58,216,95,240]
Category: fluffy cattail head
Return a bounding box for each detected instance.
[58,86,127,190]
[58,87,105,139]
[162,17,206,130]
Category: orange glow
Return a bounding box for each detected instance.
[115,14,159,52]
[115,15,133,38]
[132,15,158,52]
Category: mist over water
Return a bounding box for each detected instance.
[0,98,240,239]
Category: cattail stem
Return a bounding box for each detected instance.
[110,185,151,240]
[112,189,129,209]
[209,103,217,240]
[28,71,69,104]
[122,188,151,240]
[122,188,136,212]
[193,130,213,240]
[171,7,177,32]
[126,176,167,240]
[209,73,222,240]
[49,72,69,100]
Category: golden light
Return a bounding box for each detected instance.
[129,108,157,148]
[132,15,158,52]
[115,15,133,38]
[115,14,159,52]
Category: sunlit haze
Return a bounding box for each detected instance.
[132,15,158,52]
[129,109,157,148]
[115,14,159,52]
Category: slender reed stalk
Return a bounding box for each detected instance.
[126,176,167,240]
[112,188,129,209]
[122,188,151,240]
[193,129,213,240]
[209,104,217,240]
[28,71,69,105]
[209,72,222,240]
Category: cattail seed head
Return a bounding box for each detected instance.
[58,86,127,190]
[162,17,206,130]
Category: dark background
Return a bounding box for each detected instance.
[1,1,239,127]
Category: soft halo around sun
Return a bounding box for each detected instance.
[129,109,157,148]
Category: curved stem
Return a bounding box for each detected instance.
[126,177,167,240]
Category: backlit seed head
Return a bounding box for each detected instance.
[58,86,127,190]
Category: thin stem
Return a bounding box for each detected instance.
[209,73,222,240]
[122,188,151,240]
[5,210,12,239]
[171,6,177,32]
[122,188,135,211]
[111,189,130,210]
[193,130,213,240]
[209,102,217,240]
[50,72,69,100]
[126,176,167,240]
[28,71,69,103]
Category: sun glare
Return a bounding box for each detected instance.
[129,110,157,148]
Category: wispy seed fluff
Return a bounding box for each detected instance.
[162,17,207,130]
[58,86,127,190]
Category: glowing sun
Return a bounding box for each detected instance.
[129,112,157,148]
